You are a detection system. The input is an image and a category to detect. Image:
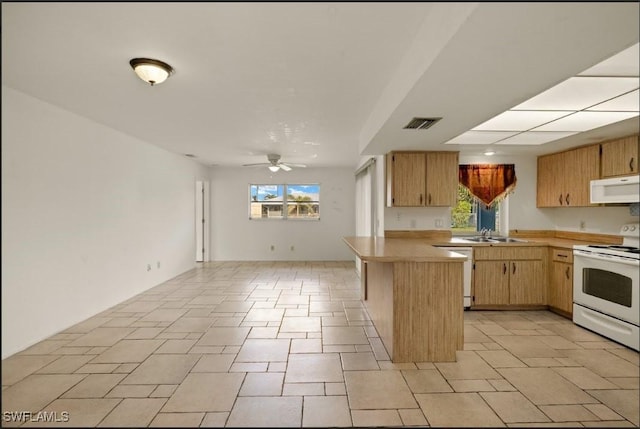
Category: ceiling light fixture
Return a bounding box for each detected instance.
[484,150,496,156]
[129,58,174,86]
[268,165,280,172]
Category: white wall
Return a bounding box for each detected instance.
[209,166,355,261]
[1,86,209,358]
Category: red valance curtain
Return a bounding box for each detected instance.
[459,164,517,208]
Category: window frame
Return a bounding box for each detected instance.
[451,183,507,236]
[249,183,320,221]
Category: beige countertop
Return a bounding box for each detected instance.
[342,237,468,262]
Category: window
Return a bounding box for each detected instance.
[249,184,320,220]
[452,184,502,234]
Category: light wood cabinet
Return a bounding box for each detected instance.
[473,246,546,307]
[548,248,573,317]
[537,144,600,207]
[387,151,459,207]
[601,135,639,178]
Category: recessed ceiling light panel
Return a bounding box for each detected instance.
[586,89,640,112]
[472,111,571,131]
[579,43,640,77]
[532,111,639,132]
[494,131,578,145]
[444,131,519,145]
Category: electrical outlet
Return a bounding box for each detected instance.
[580,220,586,230]
[435,218,443,228]
[146,264,151,272]
[396,212,401,221]
[270,245,275,251]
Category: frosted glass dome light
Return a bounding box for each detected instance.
[129,58,174,86]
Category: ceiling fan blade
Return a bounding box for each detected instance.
[282,162,306,168]
[242,162,271,167]
[279,163,292,171]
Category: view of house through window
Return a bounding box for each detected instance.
[451,184,501,234]
[250,184,320,220]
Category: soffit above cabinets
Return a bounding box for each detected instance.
[445,42,639,147]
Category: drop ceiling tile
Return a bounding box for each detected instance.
[494,131,577,146]
[512,76,639,111]
[472,111,571,131]
[578,43,640,77]
[532,111,639,132]
[443,131,519,145]
[586,89,639,112]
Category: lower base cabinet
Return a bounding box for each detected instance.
[548,248,574,317]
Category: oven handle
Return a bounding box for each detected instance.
[573,250,640,266]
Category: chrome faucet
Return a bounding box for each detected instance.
[480,228,491,238]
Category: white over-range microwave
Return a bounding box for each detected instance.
[590,175,640,204]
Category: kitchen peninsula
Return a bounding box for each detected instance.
[343,237,466,362]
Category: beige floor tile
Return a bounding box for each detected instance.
[239,372,284,396]
[191,354,235,372]
[236,338,290,362]
[537,335,584,350]
[150,384,178,398]
[398,408,428,426]
[1,374,86,413]
[66,328,136,348]
[540,405,600,422]
[553,367,619,390]
[606,348,640,365]
[416,392,505,427]
[18,340,69,356]
[344,308,370,321]
[309,301,344,313]
[187,296,225,306]
[91,339,164,363]
[583,403,625,421]
[435,351,501,380]
[200,412,229,427]
[35,355,94,374]
[510,423,588,427]
[492,335,565,359]
[149,412,205,427]
[606,377,640,389]
[229,362,268,372]
[521,357,566,367]
[465,325,493,342]
[227,396,302,427]
[499,368,599,405]
[303,395,352,427]
[285,353,343,383]
[450,379,496,392]
[113,363,139,374]
[401,369,452,393]
[326,382,346,395]
[162,373,244,412]
[154,339,196,354]
[340,352,379,370]
[322,326,369,345]
[476,324,512,336]
[247,327,279,339]
[345,370,417,409]
[63,317,110,334]
[118,301,164,313]
[164,317,214,333]
[21,398,120,427]
[351,410,401,426]
[243,308,284,322]
[277,295,310,305]
[477,350,526,368]
[280,316,321,332]
[139,309,188,323]
[195,327,250,346]
[106,384,156,398]
[480,391,551,423]
[98,398,166,427]
[213,301,254,313]
[488,379,517,391]
[563,350,640,378]
[588,389,639,426]
[581,421,636,427]
[125,327,164,340]
[75,363,120,373]
[62,373,126,398]
[122,354,200,385]
[290,338,322,353]
[2,354,64,386]
[282,382,324,396]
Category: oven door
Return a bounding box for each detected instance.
[573,250,639,326]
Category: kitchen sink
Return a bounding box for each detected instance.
[463,236,527,243]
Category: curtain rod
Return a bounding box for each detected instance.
[354,157,376,176]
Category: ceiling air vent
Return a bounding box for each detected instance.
[403,117,442,130]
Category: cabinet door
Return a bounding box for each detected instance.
[550,261,573,314]
[473,261,509,305]
[537,153,563,207]
[564,145,600,206]
[388,152,426,206]
[425,152,458,206]
[509,260,545,305]
[601,135,639,178]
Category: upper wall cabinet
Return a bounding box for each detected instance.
[600,134,639,178]
[537,144,600,208]
[386,151,459,207]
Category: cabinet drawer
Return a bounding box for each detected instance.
[474,246,545,261]
[551,248,573,263]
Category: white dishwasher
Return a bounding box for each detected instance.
[439,247,473,309]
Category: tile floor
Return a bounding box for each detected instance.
[2,261,639,427]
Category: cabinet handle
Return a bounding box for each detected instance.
[557,254,567,258]
[512,262,516,275]
[420,194,423,205]
[502,263,507,275]
[565,266,570,279]
[428,193,432,205]
[565,193,570,205]
[631,157,635,172]
[559,194,563,205]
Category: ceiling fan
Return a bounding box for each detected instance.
[242,154,307,172]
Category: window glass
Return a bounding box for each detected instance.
[452,184,501,234]
[249,184,320,220]
[250,185,284,219]
[287,184,320,219]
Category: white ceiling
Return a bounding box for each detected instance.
[2,2,639,168]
